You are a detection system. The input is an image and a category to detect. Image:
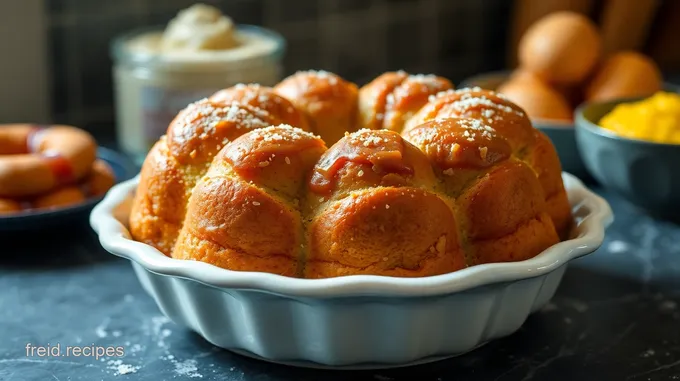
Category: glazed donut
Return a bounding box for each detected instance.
[32,186,85,210]
[0,198,22,215]
[84,159,116,197]
[358,71,453,133]
[274,70,359,145]
[0,124,97,197]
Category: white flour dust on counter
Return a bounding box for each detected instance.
[91,317,144,376]
[107,359,140,376]
[174,359,203,378]
[93,313,222,378]
[145,314,217,379]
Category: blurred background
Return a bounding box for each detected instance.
[1,0,679,143]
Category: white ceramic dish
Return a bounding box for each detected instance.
[90,173,612,369]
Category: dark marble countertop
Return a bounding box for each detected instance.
[1,184,680,381]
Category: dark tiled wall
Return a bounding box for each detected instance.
[47,0,511,140]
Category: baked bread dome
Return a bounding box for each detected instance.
[274,70,359,146]
[402,119,559,265]
[358,71,453,133]
[305,128,466,278]
[404,88,572,238]
[209,84,310,131]
[129,89,309,254]
[173,125,327,277]
[166,122,558,278]
[130,71,571,278]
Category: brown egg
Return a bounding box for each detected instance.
[509,69,581,106]
[505,69,545,87]
[585,51,663,102]
[518,12,601,84]
[497,75,573,122]
[510,70,583,108]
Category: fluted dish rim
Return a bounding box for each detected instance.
[90,172,612,298]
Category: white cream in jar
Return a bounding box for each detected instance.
[111,4,285,164]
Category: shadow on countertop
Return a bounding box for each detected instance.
[167,265,680,381]
[0,220,120,269]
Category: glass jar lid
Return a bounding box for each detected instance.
[111,24,286,73]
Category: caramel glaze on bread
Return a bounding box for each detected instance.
[173,126,327,276]
[402,119,559,265]
[404,88,572,238]
[131,73,573,278]
[306,129,465,278]
[358,71,453,133]
[130,90,307,254]
[169,123,558,278]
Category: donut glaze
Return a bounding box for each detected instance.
[0,124,97,197]
[0,198,22,215]
[32,186,86,210]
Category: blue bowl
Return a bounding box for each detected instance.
[0,147,137,231]
[458,71,590,180]
[575,98,680,219]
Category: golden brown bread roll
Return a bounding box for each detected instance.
[402,118,559,264]
[130,72,573,277]
[172,125,327,276]
[305,128,465,278]
[403,88,572,238]
[525,129,573,238]
[404,87,537,152]
[130,93,293,255]
[274,70,359,146]
[358,71,453,133]
[209,84,310,131]
[167,122,558,277]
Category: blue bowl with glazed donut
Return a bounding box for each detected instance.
[0,124,137,231]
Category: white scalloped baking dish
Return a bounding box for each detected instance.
[90,172,612,369]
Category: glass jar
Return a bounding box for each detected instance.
[110,25,285,164]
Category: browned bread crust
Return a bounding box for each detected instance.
[358,71,453,133]
[274,70,359,146]
[209,84,310,131]
[403,88,572,238]
[130,92,303,254]
[130,74,572,277]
